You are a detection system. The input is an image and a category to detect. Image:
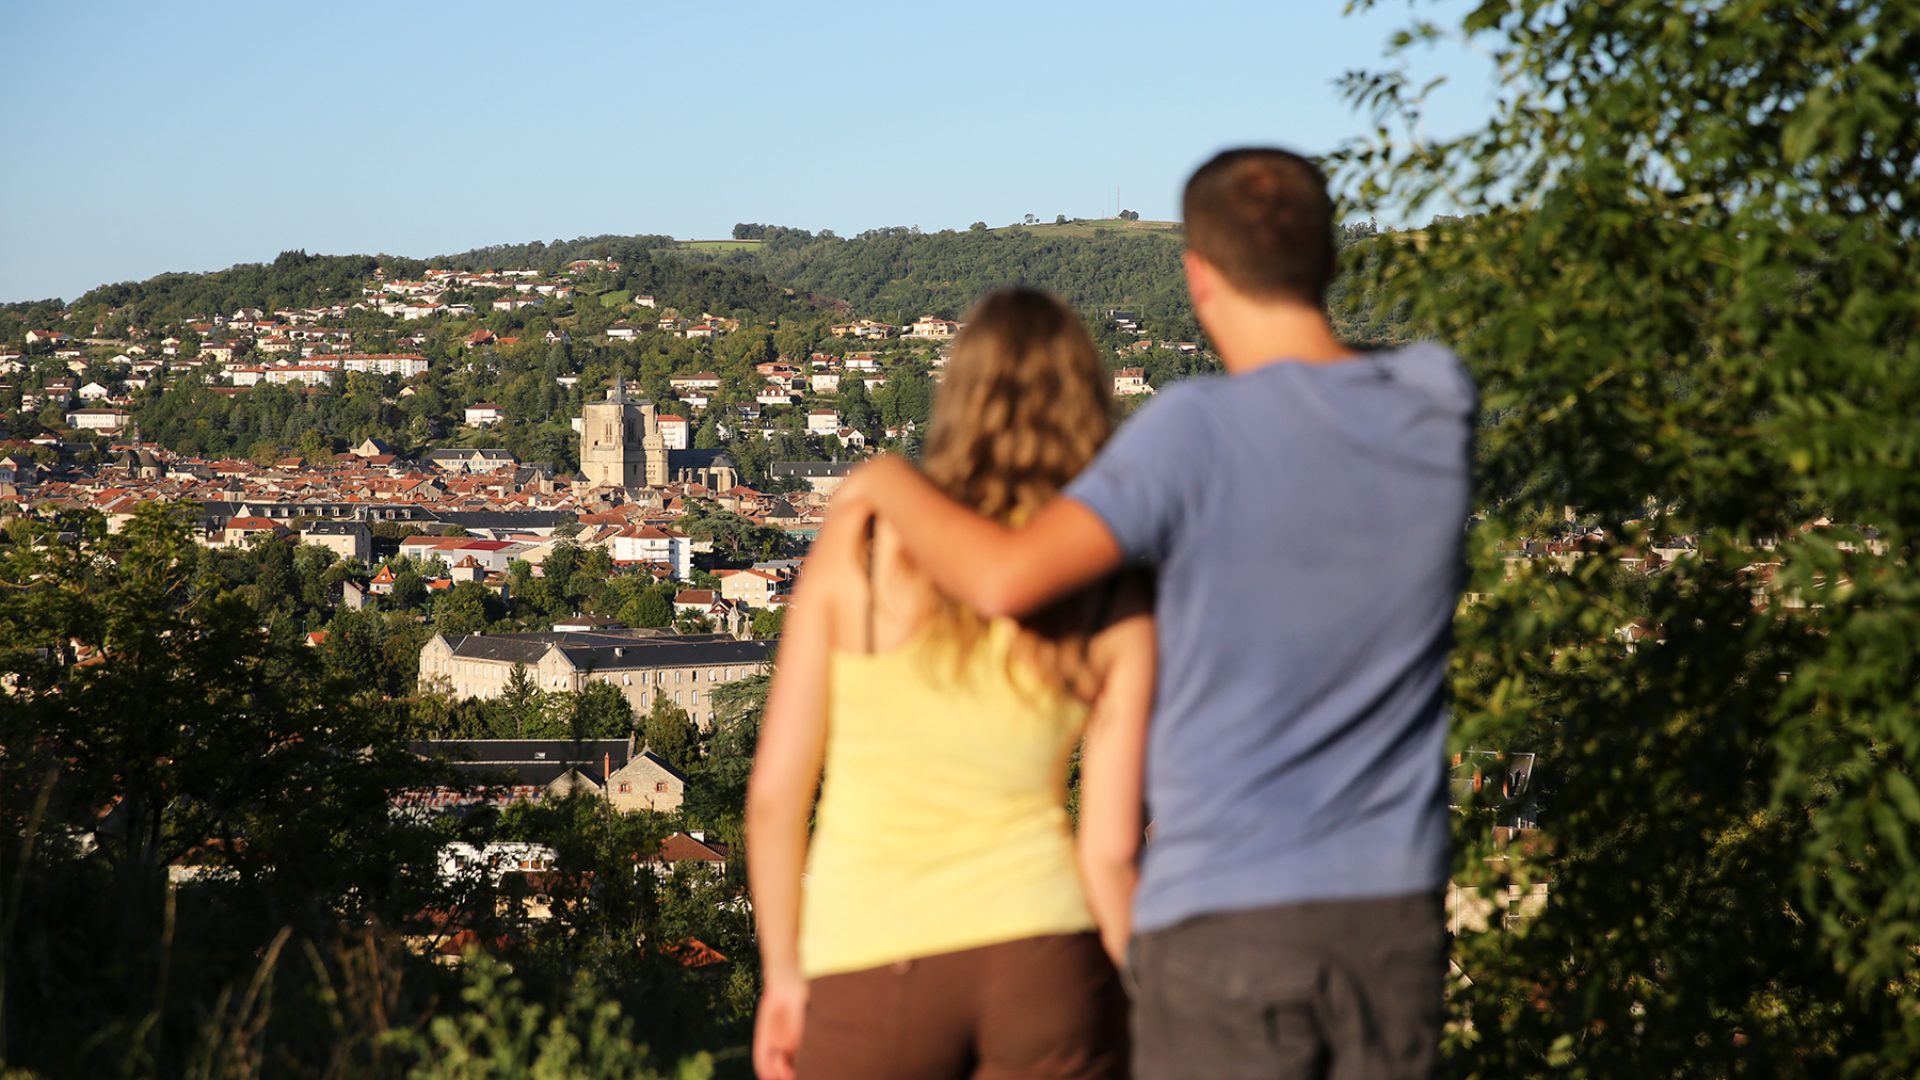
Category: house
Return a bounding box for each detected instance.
[420,448,518,473]
[657,414,689,450]
[609,524,692,580]
[757,389,799,408]
[300,520,372,561]
[65,408,129,433]
[673,589,718,618]
[714,567,792,608]
[906,315,960,339]
[810,372,842,394]
[77,381,111,401]
[605,323,642,341]
[669,372,723,393]
[806,410,842,436]
[1112,367,1152,396]
[398,536,528,573]
[221,515,291,548]
[466,329,498,349]
[645,831,729,876]
[682,321,721,340]
[607,753,689,813]
[369,564,398,595]
[829,320,896,340]
[464,402,504,426]
[769,460,857,495]
[834,427,868,450]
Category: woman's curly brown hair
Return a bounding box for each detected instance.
[916,287,1117,700]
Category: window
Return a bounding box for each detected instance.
[618,782,632,794]
[691,690,699,706]
[675,691,683,704]
[709,668,718,682]
[655,781,669,793]
[622,674,631,686]
[675,670,682,683]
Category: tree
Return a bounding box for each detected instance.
[836,378,877,437]
[0,503,450,1075]
[694,411,722,449]
[625,589,672,629]
[640,693,699,771]
[1340,1,1920,1073]
[388,564,427,609]
[683,673,770,850]
[433,580,494,634]
[969,221,988,232]
[566,680,634,739]
[748,608,785,640]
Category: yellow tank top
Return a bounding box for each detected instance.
[800,618,1095,978]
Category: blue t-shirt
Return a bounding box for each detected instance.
[1066,343,1475,933]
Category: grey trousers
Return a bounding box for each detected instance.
[1127,892,1446,1080]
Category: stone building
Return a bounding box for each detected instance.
[418,628,773,732]
[579,377,740,492]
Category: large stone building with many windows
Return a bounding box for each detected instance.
[418,629,773,731]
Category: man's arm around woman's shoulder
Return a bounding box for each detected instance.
[840,455,1124,620]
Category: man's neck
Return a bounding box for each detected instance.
[1208,301,1358,374]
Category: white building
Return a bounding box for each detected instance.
[65,408,129,432]
[658,414,690,450]
[342,353,431,378]
[609,524,692,579]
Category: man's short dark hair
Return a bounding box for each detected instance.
[1182,148,1337,307]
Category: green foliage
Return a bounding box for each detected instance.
[0,504,761,1074]
[673,499,794,563]
[683,675,770,852]
[1340,1,1920,1073]
[749,608,785,640]
[393,955,711,1080]
[641,694,700,773]
[690,224,1202,338]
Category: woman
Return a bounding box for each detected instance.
[746,288,1153,1080]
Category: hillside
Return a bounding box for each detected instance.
[685,224,1201,338]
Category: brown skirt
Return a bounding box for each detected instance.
[798,932,1128,1080]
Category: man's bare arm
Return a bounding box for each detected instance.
[848,456,1124,618]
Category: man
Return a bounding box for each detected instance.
[847,148,1474,1078]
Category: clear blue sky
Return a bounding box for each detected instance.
[0,0,1490,304]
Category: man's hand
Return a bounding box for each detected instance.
[833,455,910,520]
[753,976,809,1080]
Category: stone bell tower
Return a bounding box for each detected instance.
[580,376,666,490]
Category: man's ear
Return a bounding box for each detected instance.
[1183,250,1213,306]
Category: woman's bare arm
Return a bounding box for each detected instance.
[745,506,862,1079]
[1075,581,1155,967]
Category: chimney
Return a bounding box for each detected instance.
[604,752,611,781]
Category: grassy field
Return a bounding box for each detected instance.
[677,239,764,253]
[992,218,1183,240]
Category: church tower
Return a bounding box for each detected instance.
[580,376,663,490]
